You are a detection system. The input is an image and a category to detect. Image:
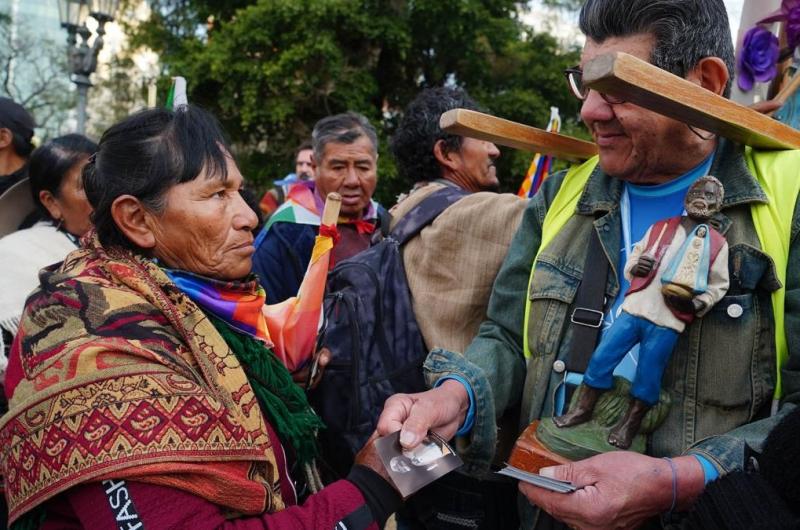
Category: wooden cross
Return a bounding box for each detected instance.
[440,52,800,158]
[439,108,598,162]
[583,52,800,150]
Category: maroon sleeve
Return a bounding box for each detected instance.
[48,477,388,530]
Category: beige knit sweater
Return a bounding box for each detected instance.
[390,182,526,353]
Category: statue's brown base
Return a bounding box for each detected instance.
[509,377,671,473]
[508,420,571,474]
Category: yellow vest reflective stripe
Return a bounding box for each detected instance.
[522,156,599,363]
[744,147,800,399]
[522,150,800,400]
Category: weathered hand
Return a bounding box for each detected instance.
[376,380,469,449]
[291,347,331,390]
[631,255,655,277]
[354,432,395,490]
[518,452,705,530]
[750,98,784,115]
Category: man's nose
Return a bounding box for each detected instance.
[580,89,615,124]
[487,142,500,159]
[343,166,360,186]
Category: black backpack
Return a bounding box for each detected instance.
[310,186,468,475]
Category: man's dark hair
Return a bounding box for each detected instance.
[84,105,232,249]
[579,0,735,97]
[390,87,483,186]
[311,112,378,163]
[28,134,98,219]
[294,140,312,161]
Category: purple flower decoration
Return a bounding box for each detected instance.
[760,0,800,50]
[737,26,780,92]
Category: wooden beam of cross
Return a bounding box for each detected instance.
[583,52,800,150]
[439,109,598,162]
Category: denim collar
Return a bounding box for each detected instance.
[575,138,768,217]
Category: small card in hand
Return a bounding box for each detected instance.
[496,464,578,493]
[374,431,463,498]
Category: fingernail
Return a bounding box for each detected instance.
[539,466,555,478]
[400,429,418,447]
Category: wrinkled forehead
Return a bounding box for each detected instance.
[320,136,377,161]
[296,148,313,163]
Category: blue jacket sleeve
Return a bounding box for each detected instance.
[252,223,316,303]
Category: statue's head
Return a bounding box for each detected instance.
[685,175,724,221]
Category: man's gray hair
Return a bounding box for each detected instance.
[579,0,735,97]
[311,111,379,162]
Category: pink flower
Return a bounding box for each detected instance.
[737,27,780,92]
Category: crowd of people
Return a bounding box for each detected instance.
[0,0,799,529]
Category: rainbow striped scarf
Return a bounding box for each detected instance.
[164,269,270,343]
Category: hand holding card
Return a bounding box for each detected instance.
[497,464,579,493]
[374,431,463,498]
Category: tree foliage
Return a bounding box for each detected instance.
[130,0,582,202]
[0,11,76,139]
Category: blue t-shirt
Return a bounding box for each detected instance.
[556,154,714,412]
[453,155,722,482]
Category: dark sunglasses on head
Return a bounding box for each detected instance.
[564,67,625,104]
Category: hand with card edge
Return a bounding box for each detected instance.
[518,451,705,530]
[376,380,469,449]
[353,432,397,492]
[291,347,331,389]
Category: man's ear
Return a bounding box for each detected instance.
[39,190,63,222]
[110,195,157,249]
[692,57,729,97]
[0,128,12,150]
[433,139,458,170]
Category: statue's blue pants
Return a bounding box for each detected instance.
[582,310,679,406]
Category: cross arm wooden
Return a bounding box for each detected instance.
[439,108,598,161]
[582,51,800,150]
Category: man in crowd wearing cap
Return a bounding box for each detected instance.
[0,97,35,196]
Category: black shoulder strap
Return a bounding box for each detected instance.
[390,186,468,245]
[376,204,392,237]
[564,225,610,373]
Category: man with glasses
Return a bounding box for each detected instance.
[377,0,800,528]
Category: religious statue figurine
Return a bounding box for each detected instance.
[553,175,730,449]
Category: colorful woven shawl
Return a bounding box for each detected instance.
[0,236,285,525]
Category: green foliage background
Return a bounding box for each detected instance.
[127,0,586,204]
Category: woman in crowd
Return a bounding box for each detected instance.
[0,134,95,362]
[0,106,400,529]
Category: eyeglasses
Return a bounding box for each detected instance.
[564,67,714,141]
[564,67,625,104]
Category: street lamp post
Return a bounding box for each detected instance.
[57,0,119,134]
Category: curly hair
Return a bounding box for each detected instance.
[390,87,483,187]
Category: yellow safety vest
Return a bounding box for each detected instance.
[522,149,800,400]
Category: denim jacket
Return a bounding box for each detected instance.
[423,139,800,478]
